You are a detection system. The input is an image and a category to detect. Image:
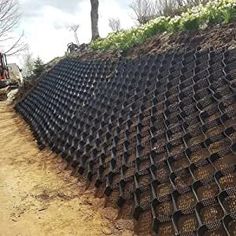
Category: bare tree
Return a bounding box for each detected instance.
[158,0,210,16]
[69,25,79,45]
[90,0,100,40]
[129,0,160,25]
[158,0,178,16]
[108,18,121,32]
[4,31,27,56]
[0,0,27,56]
[130,0,211,22]
[22,51,34,78]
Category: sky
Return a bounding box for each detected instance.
[8,0,136,65]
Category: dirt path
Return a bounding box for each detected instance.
[0,102,135,236]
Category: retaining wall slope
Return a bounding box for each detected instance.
[16,36,236,235]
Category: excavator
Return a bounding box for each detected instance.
[0,53,9,80]
[0,53,19,100]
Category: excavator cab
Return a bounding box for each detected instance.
[0,53,13,100]
[0,53,21,100]
[0,53,9,81]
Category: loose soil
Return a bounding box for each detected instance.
[0,102,135,236]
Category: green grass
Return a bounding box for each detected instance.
[91,0,236,52]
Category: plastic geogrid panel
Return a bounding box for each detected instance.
[16,46,236,235]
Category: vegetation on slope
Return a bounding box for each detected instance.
[91,0,236,51]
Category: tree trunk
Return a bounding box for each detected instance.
[90,0,100,41]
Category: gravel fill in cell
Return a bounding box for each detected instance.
[193,164,215,181]
[200,204,224,225]
[228,219,236,235]
[223,194,236,214]
[219,173,236,190]
[155,200,174,217]
[197,182,219,201]
[177,191,196,212]
[158,221,175,236]
[177,214,198,234]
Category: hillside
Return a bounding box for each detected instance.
[1,0,235,235]
[14,17,236,236]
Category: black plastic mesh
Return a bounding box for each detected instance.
[15,46,236,235]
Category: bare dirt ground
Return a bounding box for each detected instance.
[0,102,135,236]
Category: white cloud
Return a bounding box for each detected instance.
[8,0,135,65]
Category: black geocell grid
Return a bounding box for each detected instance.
[16,46,236,236]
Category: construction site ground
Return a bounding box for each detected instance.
[0,102,135,236]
